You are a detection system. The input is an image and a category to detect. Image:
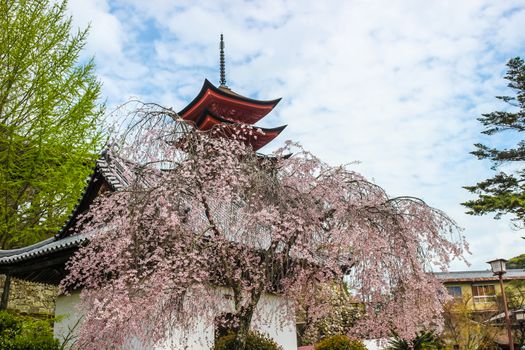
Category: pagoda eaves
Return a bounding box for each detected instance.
[179,79,281,125]
[196,110,286,151]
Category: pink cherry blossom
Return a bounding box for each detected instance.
[61,103,467,349]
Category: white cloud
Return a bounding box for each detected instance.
[68,0,525,270]
[68,0,124,58]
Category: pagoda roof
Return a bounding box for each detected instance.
[196,110,286,151]
[179,79,281,125]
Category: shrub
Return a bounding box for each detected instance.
[0,311,59,350]
[314,335,367,350]
[388,332,442,350]
[214,331,283,350]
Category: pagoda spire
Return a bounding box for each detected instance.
[220,34,227,87]
[178,38,286,151]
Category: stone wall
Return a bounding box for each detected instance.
[0,274,58,316]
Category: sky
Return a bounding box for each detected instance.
[67,0,525,271]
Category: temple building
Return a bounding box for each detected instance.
[0,36,296,349]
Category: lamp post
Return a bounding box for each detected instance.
[488,258,514,350]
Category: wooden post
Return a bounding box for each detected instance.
[500,273,515,350]
[0,274,11,310]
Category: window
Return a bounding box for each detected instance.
[472,284,496,303]
[446,286,462,299]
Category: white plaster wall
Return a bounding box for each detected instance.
[252,293,297,350]
[54,289,297,350]
[363,339,390,350]
[152,313,216,350]
[54,292,82,349]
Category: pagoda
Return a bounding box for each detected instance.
[178,34,286,151]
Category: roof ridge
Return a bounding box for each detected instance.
[435,269,525,273]
[52,150,131,240]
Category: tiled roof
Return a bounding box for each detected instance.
[96,153,131,190]
[0,233,88,265]
[55,152,131,241]
[435,269,525,282]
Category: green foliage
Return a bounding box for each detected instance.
[508,253,525,269]
[0,311,59,350]
[214,331,283,350]
[314,335,367,350]
[0,0,104,248]
[441,297,498,350]
[388,332,442,350]
[463,57,525,223]
[503,280,525,347]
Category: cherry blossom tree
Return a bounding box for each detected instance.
[61,103,467,349]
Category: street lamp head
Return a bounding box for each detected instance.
[488,258,508,276]
[515,309,525,322]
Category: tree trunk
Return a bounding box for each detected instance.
[0,274,11,310]
[234,307,255,350]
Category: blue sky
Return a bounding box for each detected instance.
[68,0,525,270]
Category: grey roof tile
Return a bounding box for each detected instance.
[0,233,88,264]
[435,269,525,281]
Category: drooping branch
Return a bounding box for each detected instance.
[60,102,467,349]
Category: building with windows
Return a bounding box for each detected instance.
[436,270,525,349]
[436,269,525,313]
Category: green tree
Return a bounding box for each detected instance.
[0,0,104,249]
[504,280,525,348]
[441,297,498,350]
[508,254,525,269]
[463,57,525,223]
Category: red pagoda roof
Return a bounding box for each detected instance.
[196,110,286,151]
[179,79,281,125]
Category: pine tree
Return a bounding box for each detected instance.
[463,57,525,223]
[0,0,104,248]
